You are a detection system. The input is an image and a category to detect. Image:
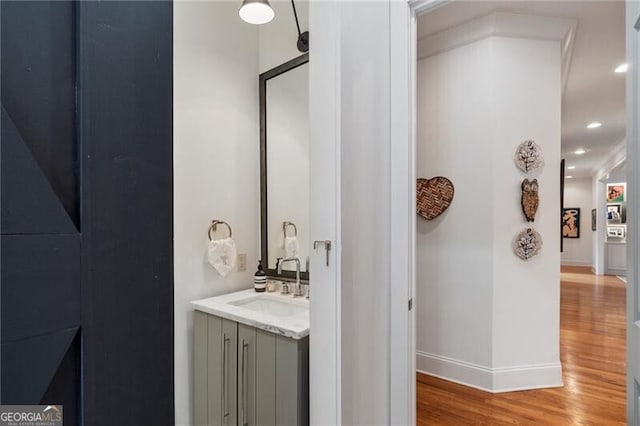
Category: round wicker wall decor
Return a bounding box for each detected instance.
[416,177,455,220]
[513,228,543,260]
[514,140,544,173]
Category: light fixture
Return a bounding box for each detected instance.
[239,0,275,25]
[239,0,308,52]
[567,166,576,170]
[614,63,629,73]
[290,0,309,52]
[574,149,586,155]
[586,122,602,129]
[566,175,573,179]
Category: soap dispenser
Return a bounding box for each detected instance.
[254,260,266,292]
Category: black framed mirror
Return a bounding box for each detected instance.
[260,53,309,281]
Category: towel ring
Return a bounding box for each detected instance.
[282,221,298,237]
[208,220,232,241]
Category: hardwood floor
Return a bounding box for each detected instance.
[417,266,626,425]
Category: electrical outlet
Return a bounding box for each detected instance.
[237,253,247,272]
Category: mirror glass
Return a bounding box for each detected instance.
[261,55,309,279]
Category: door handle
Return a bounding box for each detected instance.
[222,334,230,422]
[313,240,332,266]
[241,340,249,426]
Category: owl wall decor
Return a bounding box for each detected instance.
[520,178,539,222]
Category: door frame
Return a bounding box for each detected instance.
[388,1,450,423]
[308,2,341,424]
[626,1,639,424]
[309,1,427,423]
[395,1,639,425]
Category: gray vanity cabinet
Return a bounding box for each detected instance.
[194,310,309,426]
[194,312,238,426]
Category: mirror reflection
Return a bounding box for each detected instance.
[261,56,309,279]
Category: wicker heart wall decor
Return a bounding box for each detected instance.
[416,177,455,220]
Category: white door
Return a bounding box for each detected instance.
[308,2,340,424]
[627,1,640,425]
[309,1,417,424]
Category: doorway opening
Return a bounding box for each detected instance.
[413,1,629,423]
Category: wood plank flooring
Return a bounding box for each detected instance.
[417,266,626,425]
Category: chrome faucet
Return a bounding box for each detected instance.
[277,257,303,297]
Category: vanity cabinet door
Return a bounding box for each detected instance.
[196,314,238,426]
[276,336,309,426]
[194,311,308,426]
[194,311,209,426]
[255,330,277,426]
[195,314,239,426]
[238,325,256,426]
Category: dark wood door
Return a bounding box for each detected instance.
[1,2,174,425]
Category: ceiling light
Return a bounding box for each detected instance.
[574,149,586,155]
[567,166,576,170]
[614,63,629,73]
[586,122,602,129]
[239,0,275,25]
[566,175,573,179]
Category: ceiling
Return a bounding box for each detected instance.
[418,1,626,178]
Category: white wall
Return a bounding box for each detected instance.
[562,178,594,266]
[174,2,308,424]
[174,2,259,425]
[416,18,563,391]
[339,2,392,423]
[416,38,494,372]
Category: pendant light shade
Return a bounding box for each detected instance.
[239,0,275,25]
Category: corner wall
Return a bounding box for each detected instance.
[416,13,566,392]
[174,3,259,425]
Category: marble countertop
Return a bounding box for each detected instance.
[191,288,309,340]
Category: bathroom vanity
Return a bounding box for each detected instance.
[192,52,311,426]
[192,290,309,426]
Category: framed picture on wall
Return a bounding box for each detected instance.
[562,207,580,238]
[607,204,622,222]
[591,208,597,231]
[606,183,626,203]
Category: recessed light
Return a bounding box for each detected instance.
[574,149,586,155]
[566,176,573,179]
[586,122,602,129]
[567,166,576,170]
[614,63,629,73]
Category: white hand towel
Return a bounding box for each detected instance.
[207,237,237,277]
[284,236,299,259]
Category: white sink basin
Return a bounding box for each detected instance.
[229,296,307,317]
[191,289,309,339]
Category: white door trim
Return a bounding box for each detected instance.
[626,1,639,424]
[309,1,341,424]
[388,1,451,424]
[389,2,416,424]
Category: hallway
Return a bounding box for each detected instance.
[417,266,626,425]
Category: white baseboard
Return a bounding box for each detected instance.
[416,351,563,393]
[561,259,593,267]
